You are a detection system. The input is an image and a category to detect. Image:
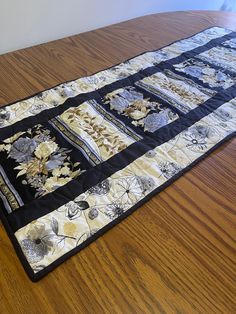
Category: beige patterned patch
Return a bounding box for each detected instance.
[15,99,236,273]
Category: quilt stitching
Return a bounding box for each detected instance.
[0,26,235,281]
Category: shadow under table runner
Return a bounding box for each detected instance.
[0,26,235,281]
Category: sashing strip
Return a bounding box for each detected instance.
[0,26,235,281]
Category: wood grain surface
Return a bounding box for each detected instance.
[0,10,236,314]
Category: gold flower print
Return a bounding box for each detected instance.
[104,86,178,132]
[0,124,81,198]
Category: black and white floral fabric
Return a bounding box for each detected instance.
[0,27,235,281]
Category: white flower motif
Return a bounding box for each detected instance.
[115,176,143,205]
[183,125,212,152]
[20,223,54,264]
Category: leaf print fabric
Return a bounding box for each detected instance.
[197,46,236,73]
[135,70,216,113]
[53,100,138,162]
[0,26,235,281]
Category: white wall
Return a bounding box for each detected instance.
[0,0,232,55]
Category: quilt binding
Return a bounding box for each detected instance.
[0,25,235,281]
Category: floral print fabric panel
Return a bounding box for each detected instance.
[173,58,236,89]
[0,124,82,211]
[135,70,216,113]
[197,46,236,73]
[14,99,236,273]
[103,86,179,132]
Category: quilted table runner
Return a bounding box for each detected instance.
[0,27,235,281]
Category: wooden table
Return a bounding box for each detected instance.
[0,10,235,314]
